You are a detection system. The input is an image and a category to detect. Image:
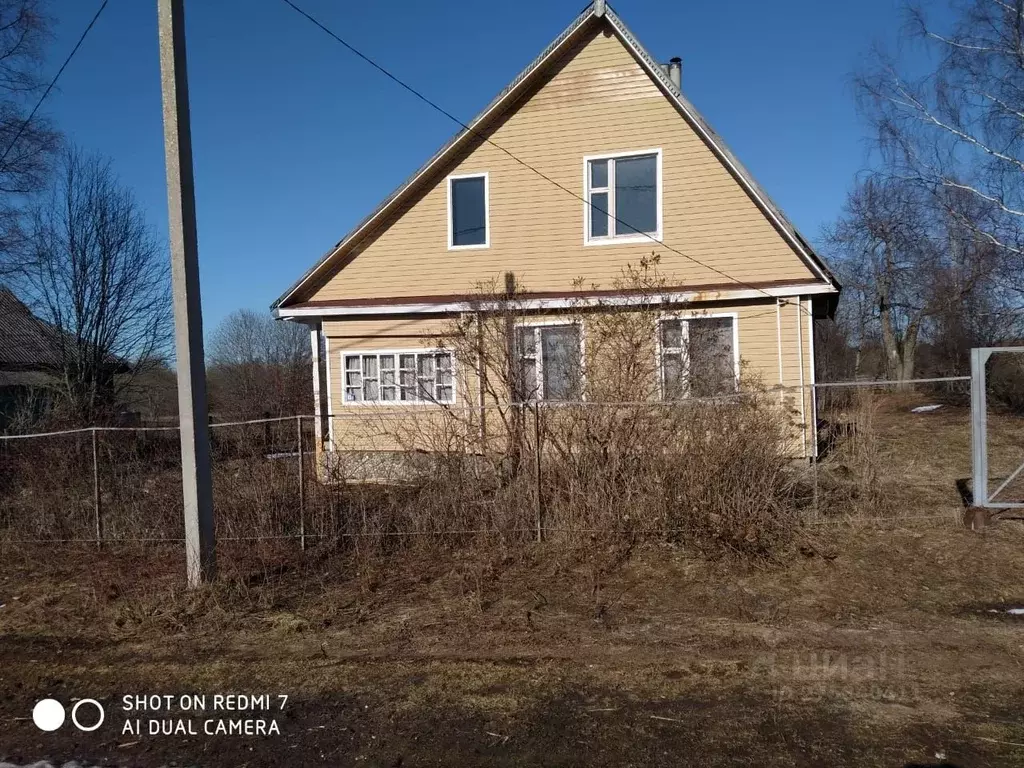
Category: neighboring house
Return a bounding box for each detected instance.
[0,287,60,426]
[0,287,145,427]
[272,1,840,461]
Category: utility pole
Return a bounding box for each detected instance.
[158,0,215,587]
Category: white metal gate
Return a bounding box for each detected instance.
[971,346,1024,508]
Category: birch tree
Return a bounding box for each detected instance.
[856,0,1024,286]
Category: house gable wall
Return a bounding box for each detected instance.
[303,22,822,305]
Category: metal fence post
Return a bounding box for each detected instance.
[91,428,103,549]
[970,348,988,507]
[297,415,306,552]
[811,455,819,521]
[534,402,543,543]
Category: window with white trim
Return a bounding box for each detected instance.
[586,152,659,242]
[448,173,488,248]
[514,324,582,402]
[660,317,736,398]
[343,351,454,404]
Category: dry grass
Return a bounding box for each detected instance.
[810,384,1011,520]
[2,392,1024,764]
[0,419,351,543]
[2,523,1024,765]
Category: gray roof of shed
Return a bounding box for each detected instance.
[0,287,61,370]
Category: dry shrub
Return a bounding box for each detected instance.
[538,393,799,559]
[311,263,807,562]
[320,431,534,559]
[322,391,798,563]
[815,390,891,517]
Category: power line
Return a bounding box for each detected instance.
[278,0,793,305]
[0,0,110,171]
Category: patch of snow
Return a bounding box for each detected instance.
[911,404,943,413]
[986,607,1024,615]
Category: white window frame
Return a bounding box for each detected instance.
[656,312,740,399]
[447,171,490,250]
[339,348,456,406]
[325,336,334,450]
[513,320,586,403]
[583,148,663,246]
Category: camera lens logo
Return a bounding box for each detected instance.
[32,698,104,732]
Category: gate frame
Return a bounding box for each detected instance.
[971,346,1024,508]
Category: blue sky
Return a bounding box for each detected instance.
[41,0,940,331]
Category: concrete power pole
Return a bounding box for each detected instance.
[157,0,216,587]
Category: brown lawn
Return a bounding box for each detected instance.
[1,396,1023,767]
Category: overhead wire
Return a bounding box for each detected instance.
[0,0,110,170]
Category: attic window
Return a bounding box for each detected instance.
[585,150,661,244]
[448,173,489,249]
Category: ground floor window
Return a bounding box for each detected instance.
[515,323,583,402]
[343,350,454,404]
[660,316,737,398]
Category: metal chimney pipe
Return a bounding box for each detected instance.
[668,57,682,90]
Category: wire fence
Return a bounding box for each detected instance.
[0,376,1000,550]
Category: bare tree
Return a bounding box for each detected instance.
[15,145,171,421]
[825,175,1003,380]
[0,0,60,271]
[856,0,1024,285]
[207,310,311,418]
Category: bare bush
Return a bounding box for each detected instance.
[988,354,1024,414]
[537,396,799,559]
[815,390,891,518]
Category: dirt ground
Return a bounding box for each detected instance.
[2,396,1024,766]
[1,519,1023,767]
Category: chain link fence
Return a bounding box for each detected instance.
[0,377,995,552]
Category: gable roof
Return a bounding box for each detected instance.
[273,1,838,311]
[0,287,61,371]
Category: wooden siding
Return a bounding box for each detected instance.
[322,299,816,457]
[304,22,820,304]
